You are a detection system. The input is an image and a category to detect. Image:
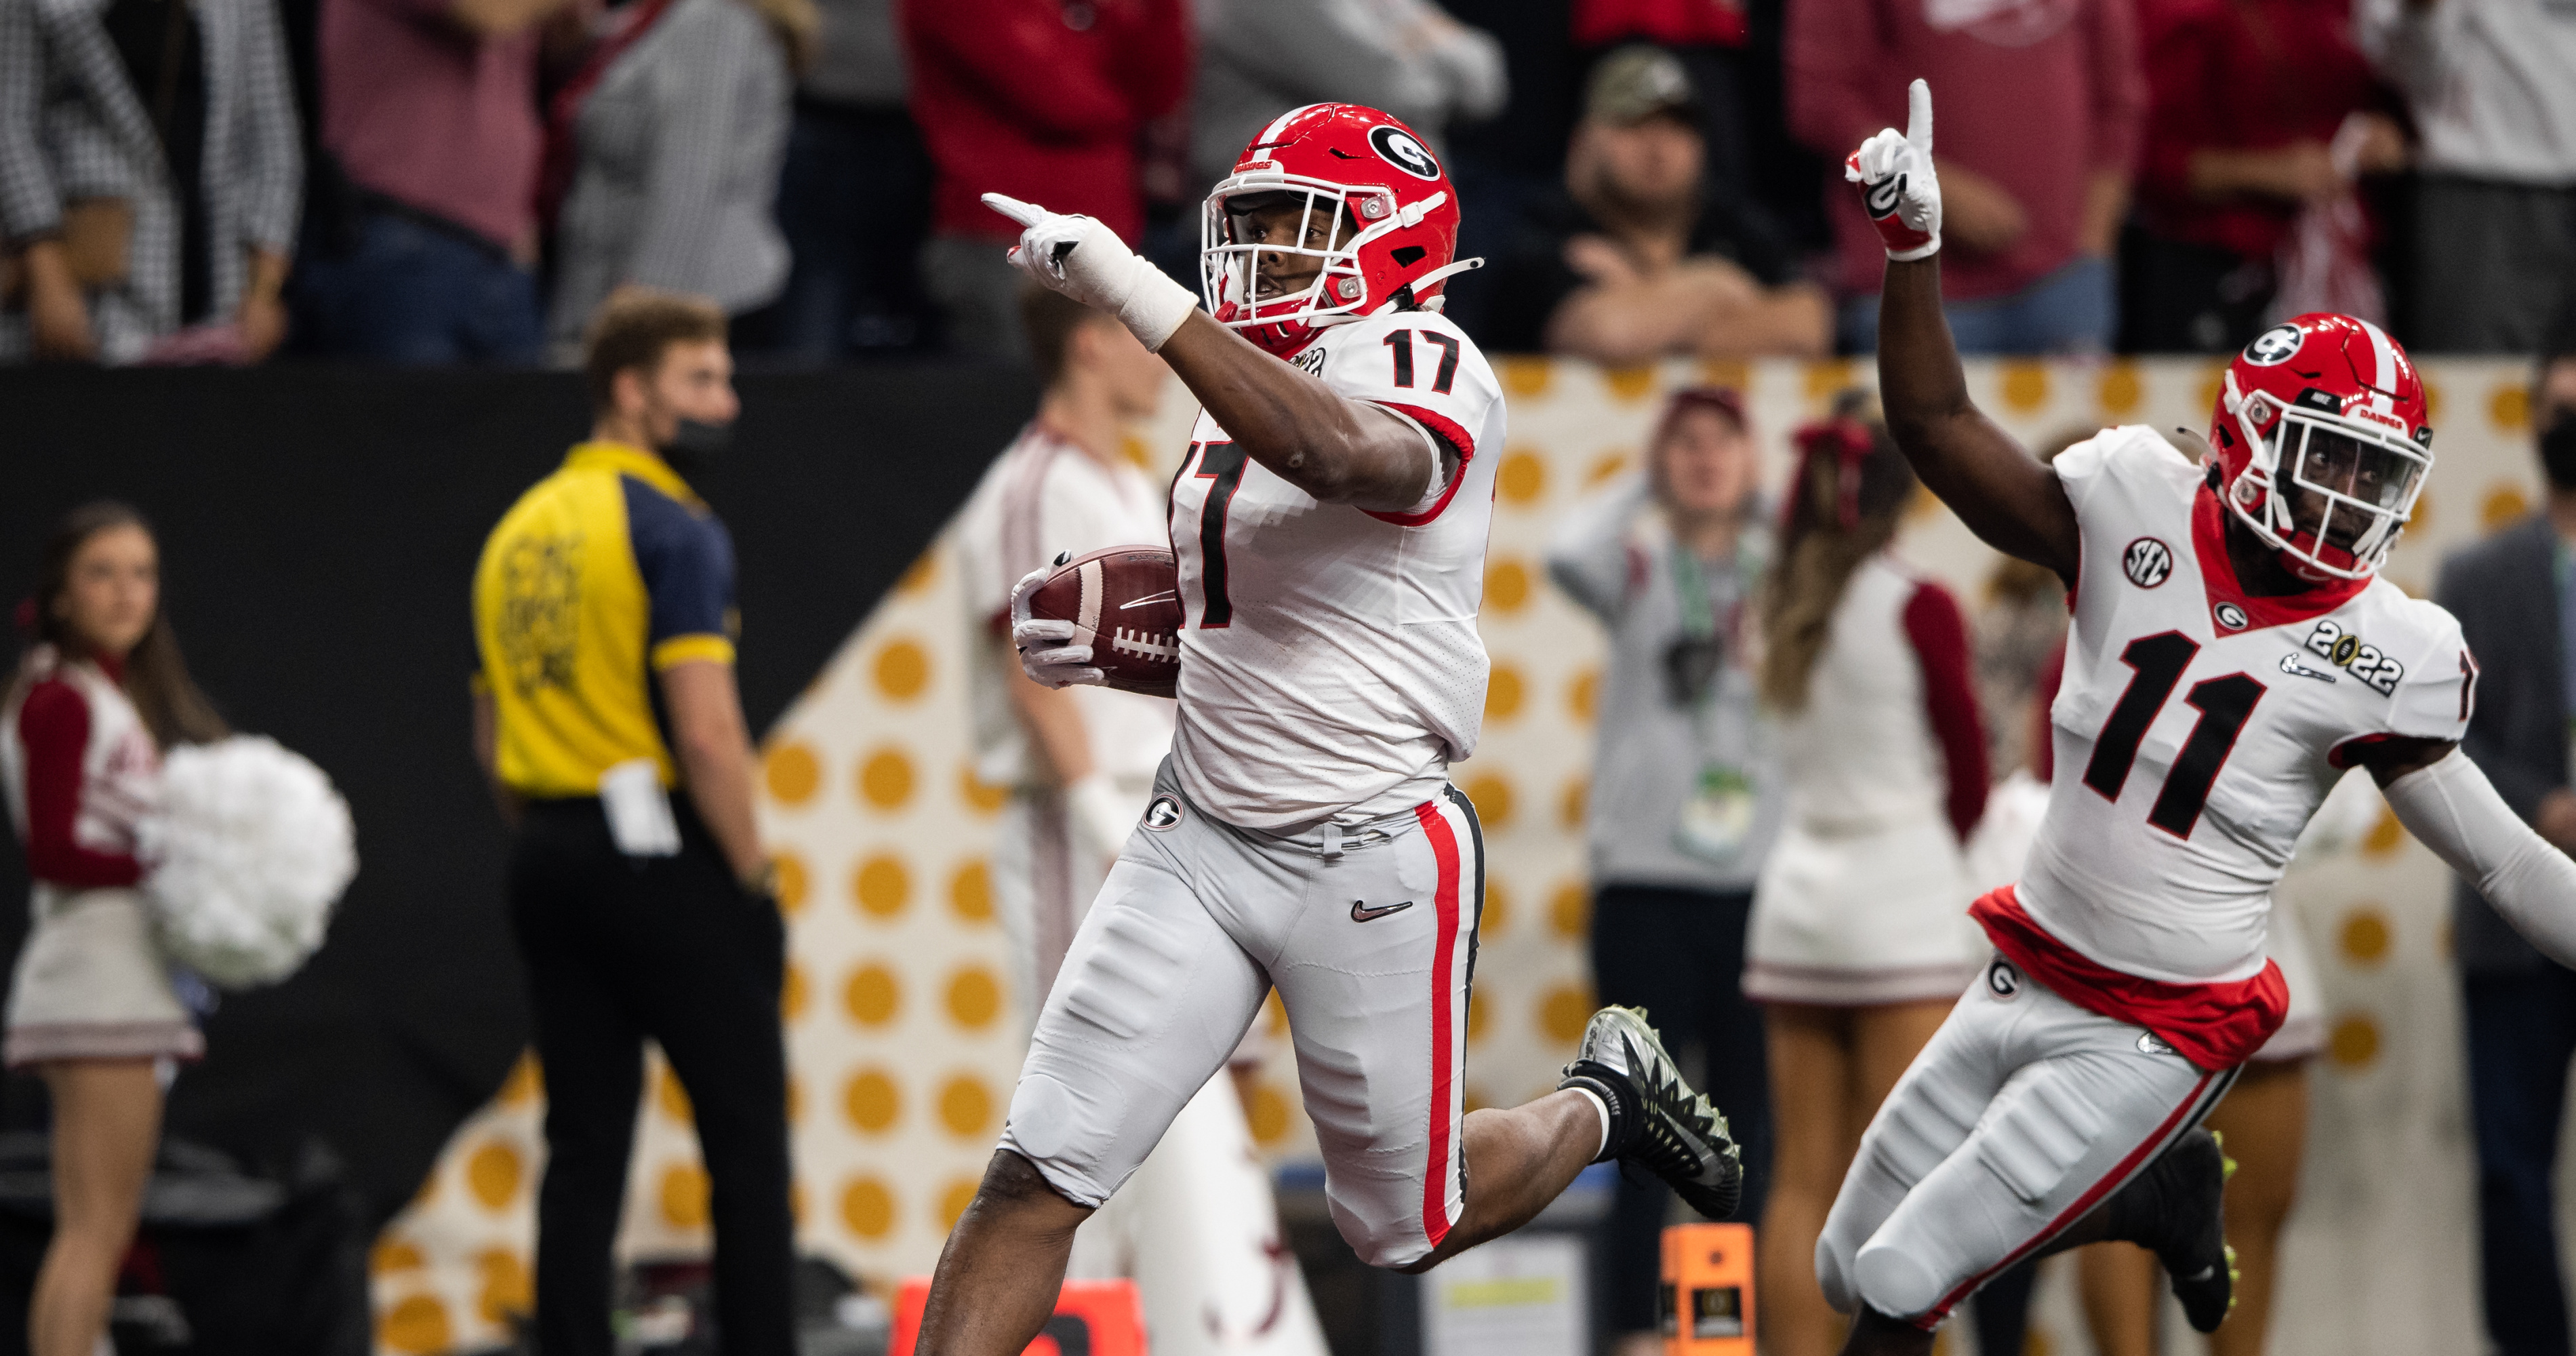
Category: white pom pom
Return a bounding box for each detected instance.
[140,735,357,989]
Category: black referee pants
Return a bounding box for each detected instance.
[508,796,792,1356]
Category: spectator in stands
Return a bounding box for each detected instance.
[541,0,812,361]
[294,0,563,364]
[1480,47,1828,359]
[2434,337,2576,1356]
[1546,386,1779,1356]
[2358,0,2576,352]
[2123,0,2407,353]
[903,0,1189,360]
[0,0,300,365]
[1188,0,1507,197]
[742,0,930,357]
[1788,0,2145,354]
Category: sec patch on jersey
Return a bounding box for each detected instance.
[1025,546,1182,697]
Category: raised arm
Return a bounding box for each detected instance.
[1850,82,2081,580]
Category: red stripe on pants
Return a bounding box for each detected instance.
[1414,800,1464,1250]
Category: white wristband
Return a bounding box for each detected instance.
[1114,259,1199,352]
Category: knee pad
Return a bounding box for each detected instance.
[1327,1189,1429,1271]
[999,1073,1112,1208]
[1973,1071,2106,1205]
[1853,1238,1949,1321]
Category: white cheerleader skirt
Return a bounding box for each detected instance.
[5,886,203,1067]
[2254,892,2325,1063]
[1745,812,1986,1007]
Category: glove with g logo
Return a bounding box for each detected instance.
[1843,79,1944,262]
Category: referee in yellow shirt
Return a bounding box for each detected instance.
[470,291,790,1356]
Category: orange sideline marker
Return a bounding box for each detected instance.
[1660,1222,1755,1355]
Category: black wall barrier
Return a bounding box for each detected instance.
[0,363,1036,1224]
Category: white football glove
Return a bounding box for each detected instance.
[982,193,1199,351]
[1009,562,1105,689]
[1843,79,1943,262]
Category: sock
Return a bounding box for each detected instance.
[1571,1085,1613,1160]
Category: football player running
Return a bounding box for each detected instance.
[1825,80,2576,1356]
[912,104,1746,1355]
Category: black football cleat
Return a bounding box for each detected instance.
[2115,1126,2238,1334]
[1557,1005,1744,1220]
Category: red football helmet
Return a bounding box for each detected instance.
[2208,313,2434,580]
[1200,104,1473,358]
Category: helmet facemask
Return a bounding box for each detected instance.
[2223,372,2430,580]
[1202,180,1391,334]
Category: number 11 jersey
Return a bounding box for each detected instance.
[1165,309,1506,831]
[2011,426,2476,1002]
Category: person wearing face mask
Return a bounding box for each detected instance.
[1545,386,1781,1356]
[2432,341,2576,1356]
[469,288,792,1356]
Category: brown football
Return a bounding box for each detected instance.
[1024,545,1182,697]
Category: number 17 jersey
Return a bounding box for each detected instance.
[2013,426,2475,995]
[1165,309,1506,831]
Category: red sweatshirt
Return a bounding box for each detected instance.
[12,654,145,890]
[2133,0,2390,262]
[902,0,1193,244]
[1788,0,2146,302]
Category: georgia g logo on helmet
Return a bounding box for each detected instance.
[1368,125,1442,181]
[2243,323,2305,366]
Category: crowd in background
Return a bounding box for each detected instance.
[3,0,2573,367]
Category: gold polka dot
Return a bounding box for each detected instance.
[773,851,810,915]
[950,860,994,922]
[2408,488,2433,533]
[938,1178,982,1231]
[898,553,940,596]
[2339,909,2393,966]
[1497,356,1553,398]
[851,854,910,919]
[1998,361,2051,413]
[1569,668,1600,723]
[1497,452,1547,506]
[1481,877,1508,936]
[1485,664,1525,721]
[938,1075,994,1139]
[1468,991,1491,1044]
[1463,773,1513,831]
[2097,361,2142,418]
[947,966,1002,1029]
[660,1163,710,1229]
[1248,1081,1291,1144]
[371,1239,425,1275]
[841,1176,895,1239]
[1539,986,1595,1043]
[1698,357,1750,393]
[2493,382,2531,432]
[466,1142,521,1212]
[787,1073,803,1125]
[498,1051,542,1106]
[1485,558,1531,613]
[1121,435,1152,469]
[844,963,901,1027]
[958,763,1008,816]
[844,1069,900,1133]
[858,749,914,812]
[765,742,821,806]
[2196,362,2228,420]
[1550,883,1590,940]
[1805,359,1857,401]
[2423,380,2444,425]
[1603,365,1658,402]
[1587,452,1633,486]
[378,1294,453,1355]
[2361,805,2406,858]
[655,1062,692,1123]
[2485,484,2533,532]
[873,638,929,701]
[783,961,809,1022]
[1265,987,1288,1035]
[476,1248,531,1325]
[2328,1014,2381,1070]
[1560,776,1588,831]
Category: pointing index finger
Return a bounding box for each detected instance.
[1905,79,1933,155]
[982,193,1047,228]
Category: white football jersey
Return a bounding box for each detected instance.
[2019,426,2476,985]
[1166,308,1506,830]
[954,423,1177,791]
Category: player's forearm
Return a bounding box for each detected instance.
[1007,663,1098,786]
[2386,750,2576,968]
[1156,311,1432,511]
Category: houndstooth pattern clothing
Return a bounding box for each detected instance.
[0,0,300,363]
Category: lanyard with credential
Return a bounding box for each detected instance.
[1668,538,1757,864]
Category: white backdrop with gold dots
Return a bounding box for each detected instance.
[369,357,2548,1356]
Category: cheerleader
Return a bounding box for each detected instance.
[1745,405,1988,1356]
[1,503,226,1356]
